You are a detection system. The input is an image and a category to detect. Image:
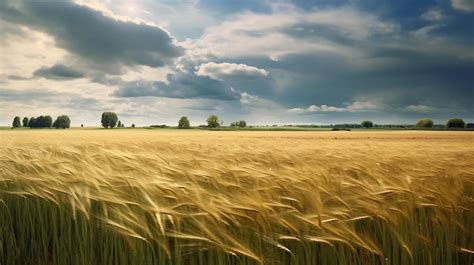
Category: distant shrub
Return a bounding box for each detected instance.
[101,112,118,128]
[131,124,135,128]
[12,116,21,128]
[446,118,465,129]
[117,121,122,128]
[207,115,220,128]
[230,120,247,128]
[81,124,84,127]
[467,123,474,129]
[361,120,373,128]
[53,115,71,129]
[150,125,168,128]
[416,118,434,128]
[178,116,191,129]
[332,128,351,131]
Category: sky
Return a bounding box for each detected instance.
[0,0,473,126]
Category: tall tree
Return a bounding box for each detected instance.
[238,120,247,128]
[361,120,373,128]
[416,118,434,128]
[207,115,220,128]
[178,116,191,129]
[12,116,21,128]
[446,118,465,129]
[28,117,36,128]
[53,115,71,129]
[101,112,118,128]
[22,117,29,127]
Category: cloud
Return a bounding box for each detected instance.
[33,64,85,80]
[113,71,238,100]
[7,75,30,80]
[288,101,379,114]
[421,7,447,21]
[410,24,444,39]
[240,92,260,105]
[0,87,102,113]
[196,62,268,80]
[0,0,184,74]
[405,104,433,113]
[192,5,398,60]
[451,0,474,12]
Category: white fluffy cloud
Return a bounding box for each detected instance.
[288,101,379,114]
[405,105,433,113]
[421,7,447,21]
[451,0,474,12]
[196,62,268,80]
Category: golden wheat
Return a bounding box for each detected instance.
[1,130,473,264]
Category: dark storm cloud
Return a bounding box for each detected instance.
[0,0,184,74]
[33,64,85,80]
[113,71,239,100]
[271,50,473,109]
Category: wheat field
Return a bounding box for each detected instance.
[1,130,473,265]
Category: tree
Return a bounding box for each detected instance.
[230,120,247,128]
[101,112,118,128]
[178,116,191,129]
[12,116,21,128]
[33,115,52,128]
[467,123,474,129]
[416,118,434,128]
[361,120,373,128]
[22,117,29,127]
[53,115,71,129]
[131,124,135,128]
[118,120,122,128]
[238,120,247,128]
[28,117,36,128]
[81,124,84,127]
[207,115,220,128]
[446,118,465,129]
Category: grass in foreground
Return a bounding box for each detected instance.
[1,130,473,264]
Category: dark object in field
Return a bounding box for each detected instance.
[446,118,465,128]
[101,112,118,128]
[53,115,71,129]
[12,116,21,128]
[332,128,351,131]
[361,120,373,128]
[178,116,191,129]
[416,118,434,128]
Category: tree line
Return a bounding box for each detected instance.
[12,115,70,129]
[353,118,469,129]
[12,113,471,129]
